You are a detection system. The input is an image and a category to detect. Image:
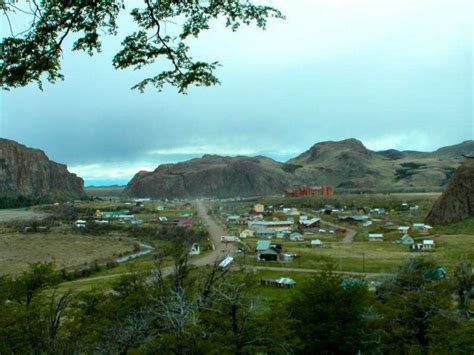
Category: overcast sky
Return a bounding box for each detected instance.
[1,0,472,186]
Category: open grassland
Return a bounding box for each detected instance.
[0,207,50,222]
[0,233,136,276]
[241,234,473,273]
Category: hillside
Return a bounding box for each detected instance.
[425,160,474,225]
[124,139,474,198]
[0,138,84,199]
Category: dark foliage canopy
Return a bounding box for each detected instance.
[0,0,283,92]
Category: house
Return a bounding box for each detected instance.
[398,226,411,234]
[158,216,168,223]
[248,220,293,230]
[261,277,296,288]
[281,252,295,262]
[422,239,435,249]
[219,256,234,269]
[310,239,323,247]
[253,204,265,213]
[256,240,272,252]
[74,220,87,228]
[290,232,304,241]
[221,236,240,243]
[257,242,283,261]
[255,229,277,238]
[177,218,193,227]
[276,232,286,239]
[285,186,334,197]
[370,208,385,215]
[410,239,435,252]
[299,217,321,228]
[413,223,433,234]
[281,207,300,216]
[400,234,415,245]
[368,233,384,241]
[227,215,241,224]
[338,215,370,224]
[189,243,200,255]
[240,229,255,239]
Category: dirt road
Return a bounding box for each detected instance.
[65,201,232,286]
[320,219,357,243]
[193,200,236,265]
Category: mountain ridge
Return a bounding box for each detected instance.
[124,139,474,198]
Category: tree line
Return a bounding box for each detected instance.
[0,250,473,354]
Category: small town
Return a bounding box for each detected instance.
[1,0,472,353]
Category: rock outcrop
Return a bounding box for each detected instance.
[0,138,84,199]
[124,139,474,198]
[124,155,291,198]
[425,160,474,225]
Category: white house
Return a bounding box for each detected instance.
[74,220,87,228]
[311,239,323,247]
[368,233,384,241]
[219,256,234,269]
[422,239,435,249]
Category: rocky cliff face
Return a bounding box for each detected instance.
[425,160,474,225]
[124,139,474,199]
[124,155,291,198]
[0,138,84,199]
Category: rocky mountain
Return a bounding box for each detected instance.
[124,139,474,198]
[125,155,291,199]
[0,138,84,199]
[425,160,474,225]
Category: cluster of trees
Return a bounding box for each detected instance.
[1,255,473,354]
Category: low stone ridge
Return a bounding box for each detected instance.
[0,138,84,199]
[425,160,474,225]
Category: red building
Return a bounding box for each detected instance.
[285,186,334,197]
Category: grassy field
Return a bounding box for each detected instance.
[0,232,136,276]
[240,233,473,273]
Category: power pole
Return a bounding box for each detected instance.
[362,252,365,273]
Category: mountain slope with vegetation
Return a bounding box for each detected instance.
[124,139,474,198]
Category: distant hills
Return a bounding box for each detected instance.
[124,139,474,198]
[0,138,84,200]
